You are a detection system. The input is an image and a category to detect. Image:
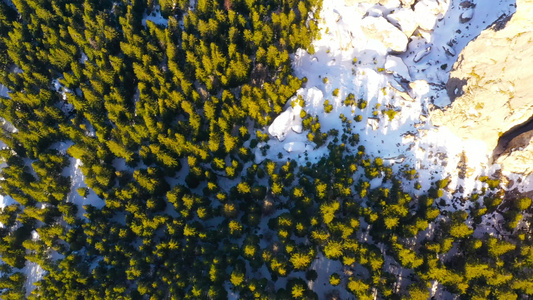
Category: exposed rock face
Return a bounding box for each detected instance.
[432,0,533,173]
[387,8,418,37]
[360,16,409,52]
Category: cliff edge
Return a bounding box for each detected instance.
[432,0,533,174]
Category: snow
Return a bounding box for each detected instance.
[268,104,303,141]
[52,79,70,101]
[384,55,411,81]
[0,84,9,98]
[79,51,88,64]
[142,6,168,27]
[308,253,353,299]
[0,195,15,210]
[22,231,45,296]
[63,158,105,218]
[0,118,18,133]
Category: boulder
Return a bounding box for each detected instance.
[360,16,409,52]
[384,55,411,81]
[268,104,303,141]
[432,0,533,173]
[460,8,474,23]
[413,1,439,30]
[496,138,533,174]
[283,142,306,153]
[387,8,418,37]
[413,46,432,62]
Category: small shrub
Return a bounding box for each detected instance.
[357,99,367,110]
[308,45,315,54]
[324,100,333,113]
[344,93,355,106]
[77,187,89,198]
[384,109,397,121]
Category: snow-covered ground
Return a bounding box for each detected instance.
[22,232,45,297]
[0,84,9,98]
[267,0,517,203]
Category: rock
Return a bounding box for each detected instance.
[291,104,303,133]
[366,7,384,18]
[496,141,533,174]
[384,55,411,81]
[387,8,418,37]
[378,0,401,9]
[409,80,430,99]
[268,104,303,141]
[388,79,406,92]
[413,46,431,62]
[459,1,474,9]
[414,1,439,30]
[400,0,414,7]
[268,108,294,141]
[283,142,306,153]
[460,8,474,23]
[367,118,380,130]
[442,44,456,57]
[303,87,324,116]
[360,16,409,52]
[432,0,533,173]
[390,84,416,102]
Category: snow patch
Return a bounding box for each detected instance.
[142,6,168,27]
[0,84,9,98]
[80,51,88,64]
[63,158,105,218]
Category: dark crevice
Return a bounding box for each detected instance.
[492,12,514,32]
[492,114,533,162]
[445,77,468,103]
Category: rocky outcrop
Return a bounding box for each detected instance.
[432,0,533,174]
[360,16,409,52]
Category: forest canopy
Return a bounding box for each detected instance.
[0,0,532,299]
